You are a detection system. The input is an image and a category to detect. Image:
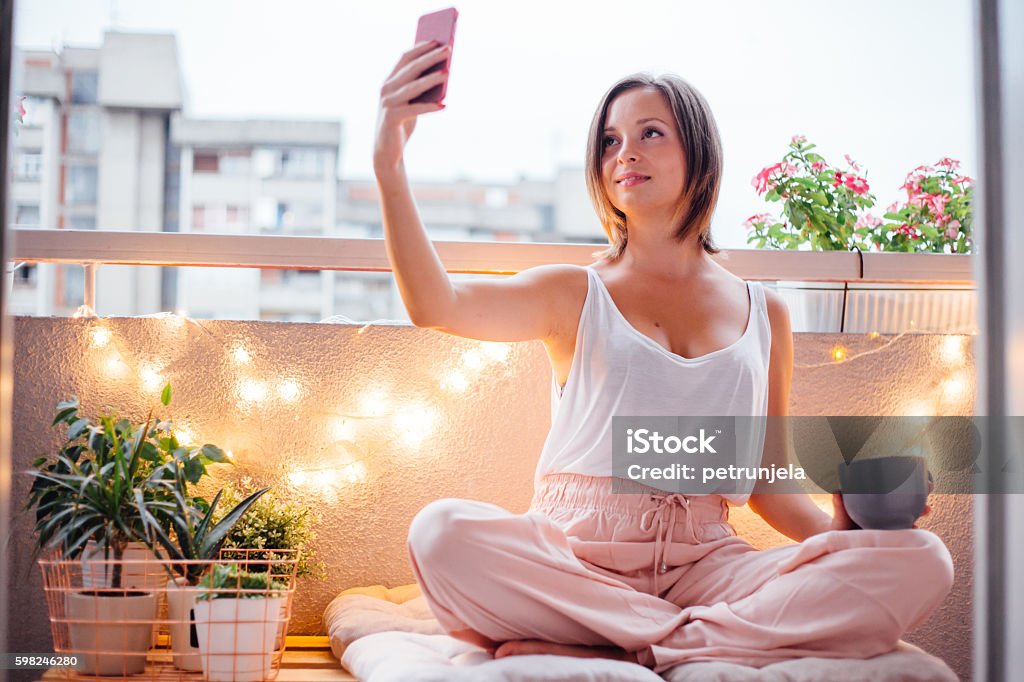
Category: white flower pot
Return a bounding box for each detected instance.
[166,577,203,671]
[193,596,286,682]
[65,590,157,676]
[81,541,165,646]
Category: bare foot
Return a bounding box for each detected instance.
[494,639,639,664]
[450,628,499,653]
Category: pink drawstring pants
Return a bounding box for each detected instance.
[406,473,954,673]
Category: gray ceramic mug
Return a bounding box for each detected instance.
[836,456,931,530]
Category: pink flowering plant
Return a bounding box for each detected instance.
[745,136,877,251]
[875,158,973,253]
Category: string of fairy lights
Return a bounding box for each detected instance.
[795,320,974,416]
[73,304,512,498]
[70,302,973,495]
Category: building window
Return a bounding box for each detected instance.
[192,206,206,230]
[275,202,323,233]
[71,71,99,105]
[193,151,219,173]
[220,151,251,176]
[280,148,324,178]
[226,205,249,227]
[68,110,102,154]
[68,215,96,230]
[65,164,98,204]
[14,204,40,226]
[15,150,42,180]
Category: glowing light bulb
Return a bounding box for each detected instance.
[238,378,267,402]
[104,354,129,379]
[396,405,436,449]
[175,426,195,446]
[232,346,251,364]
[139,364,164,392]
[442,370,469,392]
[359,389,390,417]
[480,342,511,363]
[340,461,367,483]
[940,336,966,365]
[314,469,338,491]
[831,345,848,362]
[278,379,301,402]
[90,327,111,348]
[941,372,968,403]
[330,418,356,442]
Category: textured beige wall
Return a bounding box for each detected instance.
[5,318,973,681]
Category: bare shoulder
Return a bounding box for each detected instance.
[761,286,793,368]
[761,286,792,332]
[542,262,591,320]
[524,259,589,282]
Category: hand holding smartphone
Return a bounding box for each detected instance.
[410,7,458,104]
[373,7,458,174]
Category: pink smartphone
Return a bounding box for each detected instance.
[411,7,458,104]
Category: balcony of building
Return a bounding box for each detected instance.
[3,228,977,681]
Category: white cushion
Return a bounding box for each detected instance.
[324,586,958,682]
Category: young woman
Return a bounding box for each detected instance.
[372,41,952,673]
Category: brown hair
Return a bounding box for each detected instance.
[585,73,724,262]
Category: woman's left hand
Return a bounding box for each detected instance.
[829,492,861,531]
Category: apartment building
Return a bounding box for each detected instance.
[10,32,184,316]
[8,31,601,323]
[172,116,341,321]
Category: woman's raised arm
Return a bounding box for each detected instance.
[373,42,574,343]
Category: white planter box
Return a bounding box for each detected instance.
[772,281,976,334]
[65,590,157,676]
[166,577,203,671]
[193,596,286,682]
[80,541,165,647]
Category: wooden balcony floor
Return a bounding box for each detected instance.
[40,637,357,681]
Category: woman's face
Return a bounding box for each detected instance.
[600,87,687,219]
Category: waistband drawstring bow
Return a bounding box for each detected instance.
[639,493,700,595]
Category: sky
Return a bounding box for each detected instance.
[14,0,978,249]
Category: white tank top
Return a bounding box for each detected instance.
[533,265,772,506]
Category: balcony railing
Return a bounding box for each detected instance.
[9,228,976,332]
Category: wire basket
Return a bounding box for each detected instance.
[38,547,300,681]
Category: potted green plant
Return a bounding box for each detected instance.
[743,138,974,333]
[76,386,223,594]
[25,390,168,676]
[211,479,321,650]
[212,478,326,581]
[192,563,289,682]
[745,135,877,251]
[137,473,270,672]
[874,158,974,253]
